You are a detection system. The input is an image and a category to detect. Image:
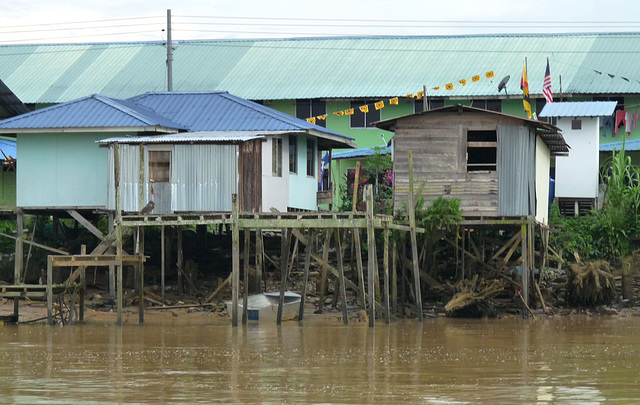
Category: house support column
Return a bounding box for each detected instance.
[14,210,23,317]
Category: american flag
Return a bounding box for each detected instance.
[543,58,553,103]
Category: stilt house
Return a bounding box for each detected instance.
[0,92,355,217]
[374,105,569,224]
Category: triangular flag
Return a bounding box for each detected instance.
[485,71,495,79]
[417,91,424,99]
[317,114,328,120]
[432,86,441,90]
[334,111,344,116]
[472,75,481,82]
[459,79,467,86]
[445,83,454,90]
[405,93,415,98]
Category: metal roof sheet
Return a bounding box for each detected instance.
[332,145,390,159]
[98,130,281,144]
[600,139,640,152]
[0,79,29,119]
[2,33,640,103]
[539,101,618,117]
[0,94,185,131]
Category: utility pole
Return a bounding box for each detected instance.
[166,9,173,91]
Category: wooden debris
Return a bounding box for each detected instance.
[439,275,505,318]
[567,261,616,306]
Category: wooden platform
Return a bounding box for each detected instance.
[0,284,66,299]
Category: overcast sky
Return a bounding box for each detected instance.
[2,0,640,44]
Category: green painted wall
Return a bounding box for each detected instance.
[0,170,16,206]
[17,132,109,208]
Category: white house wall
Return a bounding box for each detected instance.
[287,134,318,211]
[262,136,289,212]
[535,136,551,225]
[554,116,599,198]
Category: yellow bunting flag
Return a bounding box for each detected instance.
[404,93,415,98]
[472,75,481,82]
[334,111,345,116]
[416,91,424,99]
[389,97,399,105]
[486,70,495,79]
[345,108,355,115]
[307,117,316,124]
[432,86,441,90]
[459,79,467,86]
[317,114,328,120]
[359,105,369,113]
[445,83,454,90]
[375,101,384,110]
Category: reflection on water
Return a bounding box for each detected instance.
[0,317,638,404]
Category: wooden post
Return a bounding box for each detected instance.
[137,228,144,324]
[242,229,250,325]
[407,151,423,321]
[14,210,23,317]
[277,229,292,325]
[79,245,86,323]
[383,224,391,325]
[334,230,349,325]
[391,240,398,317]
[351,161,366,309]
[108,212,115,299]
[161,225,165,304]
[115,144,123,326]
[365,185,376,327]
[176,226,183,295]
[317,229,332,313]
[521,222,529,318]
[298,230,313,321]
[461,228,466,280]
[231,194,240,327]
[47,255,53,325]
[255,228,263,294]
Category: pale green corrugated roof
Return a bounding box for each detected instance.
[2,33,640,104]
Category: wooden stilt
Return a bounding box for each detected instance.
[298,229,313,321]
[391,240,398,317]
[47,255,53,325]
[177,226,184,295]
[14,210,23,317]
[255,228,263,294]
[521,222,529,318]
[161,225,165,304]
[231,194,240,327]
[461,228,466,280]
[242,229,250,325]
[277,229,292,325]
[383,224,391,325]
[114,144,124,327]
[365,185,376,327]
[352,229,366,309]
[407,151,423,321]
[334,229,349,325]
[79,245,86,323]
[138,228,144,324]
[108,212,115,299]
[318,229,332,314]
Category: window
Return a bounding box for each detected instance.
[289,135,297,173]
[571,119,582,130]
[350,100,381,128]
[414,98,444,113]
[149,151,171,182]
[306,139,315,177]
[296,99,326,128]
[466,130,497,172]
[470,99,502,112]
[272,138,282,177]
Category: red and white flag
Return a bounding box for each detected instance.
[543,58,553,103]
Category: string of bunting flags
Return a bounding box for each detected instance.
[305,70,496,124]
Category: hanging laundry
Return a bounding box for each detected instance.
[635,110,639,130]
[601,116,615,137]
[625,111,633,135]
[615,110,627,135]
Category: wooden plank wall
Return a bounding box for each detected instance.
[393,111,525,218]
[238,139,262,212]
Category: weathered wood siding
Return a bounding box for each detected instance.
[393,110,530,218]
[238,139,262,212]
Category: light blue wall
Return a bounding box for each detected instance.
[288,134,318,210]
[17,132,109,208]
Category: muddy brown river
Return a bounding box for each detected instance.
[0,316,638,403]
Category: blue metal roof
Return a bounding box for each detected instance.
[539,101,618,118]
[0,94,185,131]
[332,145,390,159]
[600,138,640,152]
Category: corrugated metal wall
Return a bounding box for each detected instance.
[173,144,238,212]
[497,125,536,216]
[108,144,141,212]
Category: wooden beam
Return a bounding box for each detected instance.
[66,209,104,240]
[334,229,349,325]
[407,151,423,321]
[231,194,240,327]
[0,232,69,255]
[298,229,313,321]
[366,185,376,327]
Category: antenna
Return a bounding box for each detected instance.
[497,75,510,98]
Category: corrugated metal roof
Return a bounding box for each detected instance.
[2,33,640,103]
[539,101,618,117]
[0,79,29,119]
[98,130,277,144]
[600,139,640,152]
[332,145,390,159]
[0,94,185,131]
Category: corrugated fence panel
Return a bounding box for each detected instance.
[497,126,536,217]
[174,144,238,212]
[107,144,141,212]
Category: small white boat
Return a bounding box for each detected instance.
[227,292,301,322]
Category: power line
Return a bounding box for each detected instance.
[0,16,163,29]
[0,23,164,34]
[0,30,161,44]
